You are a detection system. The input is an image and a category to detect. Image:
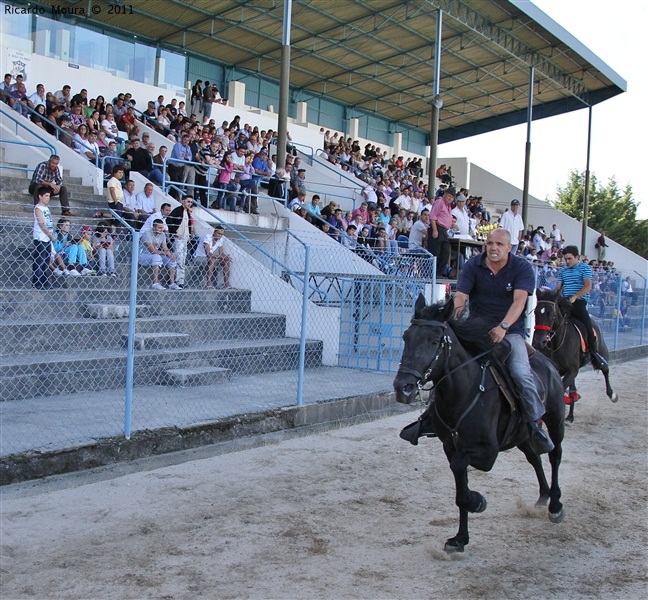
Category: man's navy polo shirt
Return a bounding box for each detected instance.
[456,252,535,335]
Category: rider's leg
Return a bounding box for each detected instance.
[506,334,554,454]
[571,298,607,369]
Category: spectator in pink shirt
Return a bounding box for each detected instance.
[428,186,456,278]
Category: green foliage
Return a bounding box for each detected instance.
[553,170,647,259]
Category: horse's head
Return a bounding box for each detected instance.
[393,294,454,404]
[533,289,563,348]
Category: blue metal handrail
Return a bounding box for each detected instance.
[0,95,100,168]
[185,195,329,304]
[0,103,57,156]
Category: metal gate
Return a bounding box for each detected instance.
[338,276,436,372]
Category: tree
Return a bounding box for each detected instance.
[553,170,647,259]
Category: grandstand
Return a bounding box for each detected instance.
[0,0,645,479]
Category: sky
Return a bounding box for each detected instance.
[440,0,648,219]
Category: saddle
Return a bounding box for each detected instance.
[399,341,544,448]
[570,319,596,353]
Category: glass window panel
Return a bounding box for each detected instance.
[159,49,186,92]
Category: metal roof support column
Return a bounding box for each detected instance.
[581,105,593,256]
[522,66,534,226]
[277,0,292,169]
[427,8,443,195]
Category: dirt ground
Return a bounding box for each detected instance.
[1,357,647,600]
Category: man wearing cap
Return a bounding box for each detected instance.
[428,186,456,278]
[451,194,471,236]
[499,199,525,254]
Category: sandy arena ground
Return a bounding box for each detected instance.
[1,357,647,600]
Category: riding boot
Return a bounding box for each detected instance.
[528,420,554,454]
[399,405,437,445]
[588,339,608,370]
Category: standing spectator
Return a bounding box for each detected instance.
[451,194,471,236]
[191,80,203,117]
[596,231,608,262]
[168,135,194,196]
[428,187,455,277]
[29,155,73,216]
[32,187,56,289]
[139,219,179,290]
[499,199,524,253]
[106,164,125,221]
[167,195,195,289]
[250,149,271,214]
[549,224,563,248]
[202,81,214,125]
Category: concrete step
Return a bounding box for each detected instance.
[1,311,282,354]
[126,332,190,351]
[0,338,324,401]
[0,288,252,319]
[163,366,231,387]
[84,303,152,319]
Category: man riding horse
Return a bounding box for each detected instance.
[555,245,608,370]
[453,228,554,454]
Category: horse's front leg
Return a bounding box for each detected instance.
[562,370,579,423]
[444,448,487,553]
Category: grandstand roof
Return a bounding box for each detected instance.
[39,0,626,142]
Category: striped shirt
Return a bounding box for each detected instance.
[558,262,592,302]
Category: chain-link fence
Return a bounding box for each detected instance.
[534,266,647,348]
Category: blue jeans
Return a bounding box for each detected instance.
[505,333,544,422]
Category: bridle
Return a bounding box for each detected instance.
[396,317,494,448]
[534,299,568,351]
[396,319,452,392]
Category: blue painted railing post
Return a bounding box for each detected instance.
[296,244,311,406]
[123,229,140,439]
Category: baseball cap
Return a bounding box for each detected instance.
[444,187,457,197]
[511,199,520,205]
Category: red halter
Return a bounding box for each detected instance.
[534,324,552,332]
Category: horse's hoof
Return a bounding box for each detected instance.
[609,392,619,403]
[444,538,465,553]
[566,415,574,424]
[535,496,549,509]
[549,508,565,524]
[475,497,488,513]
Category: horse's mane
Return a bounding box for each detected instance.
[416,302,495,355]
[536,288,573,316]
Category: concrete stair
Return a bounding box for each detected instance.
[163,366,231,387]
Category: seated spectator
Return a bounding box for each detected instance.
[71,88,88,107]
[10,81,32,116]
[69,104,85,131]
[120,105,140,137]
[30,104,48,130]
[28,83,46,109]
[288,190,307,213]
[29,155,72,216]
[139,219,179,290]
[305,195,322,217]
[92,221,117,276]
[1,73,14,106]
[268,168,288,202]
[122,137,153,179]
[407,211,429,253]
[54,85,72,108]
[52,218,92,276]
[195,226,232,289]
[101,113,125,144]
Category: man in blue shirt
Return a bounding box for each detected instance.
[454,228,554,454]
[250,149,271,215]
[556,245,607,369]
[168,135,194,198]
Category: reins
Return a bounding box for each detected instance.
[397,318,494,449]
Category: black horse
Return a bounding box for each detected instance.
[393,295,566,553]
[533,288,617,423]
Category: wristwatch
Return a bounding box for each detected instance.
[500,322,509,330]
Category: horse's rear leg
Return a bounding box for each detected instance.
[519,444,550,507]
[445,450,487,553]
